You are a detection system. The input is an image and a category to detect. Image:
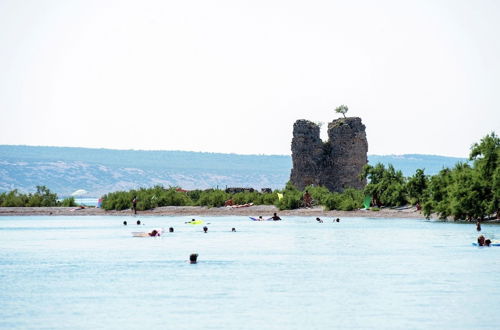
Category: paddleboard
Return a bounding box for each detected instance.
[249,217,272,221]
[132,232,149,237]
[472,242,500,246]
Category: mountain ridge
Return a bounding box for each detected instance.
[0,145,467,197]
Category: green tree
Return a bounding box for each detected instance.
[361,163,406,207]
[469,132,499,217]
[334,105,349,118]
[406,169,428,204]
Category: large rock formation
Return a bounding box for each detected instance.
[290,117,368,192]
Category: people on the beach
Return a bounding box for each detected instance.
[123,221,127,226]
[316,217,323,223]
[190,253,198,264]
[271,213,281,221]
[132,197,137,214]
[224,199,234,207]
[148,229,160,237]
[303,190,312,208]
[476,221,481,232]
[169,227,174,233]
[203,226,208,233]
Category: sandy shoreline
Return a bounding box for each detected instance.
[0,205,429,219]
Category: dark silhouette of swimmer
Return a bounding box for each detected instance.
[335,218,340,223]
[148,229,160,237]
[478,235,486,246]
[123,221,127,226]
[190,253,198,264]
[316,217,323,223]
[271,213,281,221]
[169,227,174,233]
[485,239,492,247]
[476,221,481,232]
[232,228,236,232]
[137,220,141,225]
[203,226,208,233]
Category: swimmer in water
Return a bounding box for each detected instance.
[271,213,281,221]
[148,229,160,237]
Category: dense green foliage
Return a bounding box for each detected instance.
[0,186,76,207]
[101,186,280,210]
[362,133,499,220]
[421,133,499,220]
[100,182,364,211]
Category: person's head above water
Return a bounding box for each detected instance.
[190,253,198,264]
[203,226,208,233]
[123,221,127,226]
[136,220,141,225]
[232,227,236,232]
[485,239,492,247]
[169,227,174,232]
[478,235,486,246]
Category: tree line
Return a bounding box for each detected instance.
[1,133,497,221]
[0,186,76,207]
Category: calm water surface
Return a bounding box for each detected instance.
[0,216,499,329]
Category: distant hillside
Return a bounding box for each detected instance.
[0,145,466,197]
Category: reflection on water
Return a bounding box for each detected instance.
[0,216,499,329]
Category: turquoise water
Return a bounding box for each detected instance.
[0,216,499,329]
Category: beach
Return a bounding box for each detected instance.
[0,205,427,218]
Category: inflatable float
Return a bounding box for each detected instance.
[186,220,204,225]
[132,228,163,237]
[132,232,149,237]
[249,217,272,221]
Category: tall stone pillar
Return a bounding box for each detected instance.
[290,117,368,192]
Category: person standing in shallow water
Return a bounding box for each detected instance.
[476,221,481,232]
[303,190,312,208]
[132,197,137,214]
[271,213,281,221]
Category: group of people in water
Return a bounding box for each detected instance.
[476,221,494,247]
[316,217,340,223]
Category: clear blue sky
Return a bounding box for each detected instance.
[1,0,499,157]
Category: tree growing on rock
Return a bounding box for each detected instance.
[335,105,349,118]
